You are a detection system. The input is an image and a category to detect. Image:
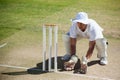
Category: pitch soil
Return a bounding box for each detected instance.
[0,30,120,80]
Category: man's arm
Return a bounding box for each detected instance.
[70,37,77,55]
[86,41,96,59]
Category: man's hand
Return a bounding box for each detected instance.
[79,41,95,74]
[70,37,76,55]
[86,40,96,59]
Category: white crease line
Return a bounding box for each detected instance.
[0,64,29,70]
[0,43,7,48]
[0,64,114,80]
[56,71,114,80]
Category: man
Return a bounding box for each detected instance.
[62,12,108,73]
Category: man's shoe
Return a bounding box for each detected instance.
[61,54,71,61]
[100,57,108,65]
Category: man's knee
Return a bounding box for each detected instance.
[96,38,108,49]
[62,33,70,42]
[96,38,108,58]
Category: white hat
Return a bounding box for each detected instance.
[72,12,89,24]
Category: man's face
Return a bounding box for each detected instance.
[77,22,86,31]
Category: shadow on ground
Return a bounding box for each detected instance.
[88,60,100,67]
[27,56,65,74]
[1,56,65,75]
[1,57,100,75]
[2,71,28,75]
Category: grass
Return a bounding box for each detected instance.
[0,0,77,40]
[0,0,120,41]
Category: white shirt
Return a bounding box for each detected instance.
[69,19,104,41]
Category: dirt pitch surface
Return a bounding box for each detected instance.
[0,30,120,80]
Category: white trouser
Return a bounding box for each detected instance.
[62,34,108,58]
[96,38,108,58]
[62,34,71,54]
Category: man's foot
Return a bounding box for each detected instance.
[100,57,108,65]
[79,56,88,74]
[61,54,71,61]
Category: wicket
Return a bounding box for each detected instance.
[42,24,58,72]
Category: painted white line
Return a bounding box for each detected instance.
[0,43,7,48]
[0,64,29,70]
[56,71,114,80]
[0,64,114,80]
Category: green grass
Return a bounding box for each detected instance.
[0,0,120,41]
[0,0,77,40]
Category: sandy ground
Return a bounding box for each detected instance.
[0,30,120,80]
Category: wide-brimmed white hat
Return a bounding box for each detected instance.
[72,12,89,24]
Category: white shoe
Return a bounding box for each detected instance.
[100,57,108,65]
[61,54,71,61]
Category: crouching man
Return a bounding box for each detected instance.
[62,12,108,74]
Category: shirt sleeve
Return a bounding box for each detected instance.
[69,24,77,38]
[89,21,104,41]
